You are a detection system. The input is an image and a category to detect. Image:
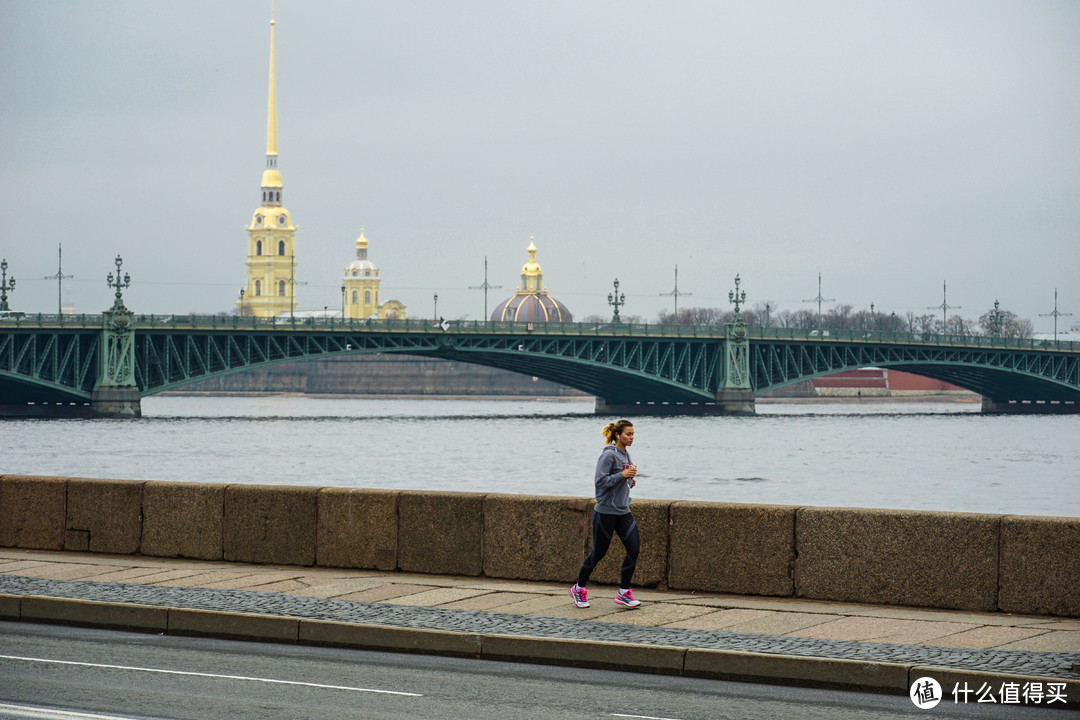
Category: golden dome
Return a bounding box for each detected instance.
[490,238,574,323]
[261,168,283,188]
[521,239,541,277]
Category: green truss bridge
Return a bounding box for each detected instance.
[1,312,1078,417]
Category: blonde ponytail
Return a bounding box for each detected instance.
[601,419,633,444]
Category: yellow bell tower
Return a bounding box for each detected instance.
[240,13,297,317]
[343,231,380,319]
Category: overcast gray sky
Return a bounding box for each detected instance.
[1,1,1077,328]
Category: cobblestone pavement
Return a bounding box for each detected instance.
[2,574,1077,681]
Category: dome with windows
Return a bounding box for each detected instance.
[490,239,573,323]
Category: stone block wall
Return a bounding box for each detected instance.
[142,481,224,560]
[317,488,399,571]
[795,507,1000,611]
[998,515,1080,617]
[0,476,67,550]
[0,474,1076,617]
[669,502,796,596]
[482,494,590,583]
[65,478,143,554]
[223,485,318,566]
[398,491,484,576]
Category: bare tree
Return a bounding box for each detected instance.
[824,304,855,330]
[978,307,1035,339]
[913,314,940,335]
[945,314,973,336]
[773,308,818,329]
[751,301,777,328]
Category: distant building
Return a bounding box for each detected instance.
[810,369,970,397]
[343,231,406,320]
[490,239,573,323]
[239,16,295,318]
[238,17,403,321]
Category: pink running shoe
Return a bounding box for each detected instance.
[614,589,641,608]
[569,584,590,608]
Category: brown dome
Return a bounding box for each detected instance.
[491,292,573,323]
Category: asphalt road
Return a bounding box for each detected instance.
[0,622,1064,719]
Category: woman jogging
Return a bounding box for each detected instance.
[570,419,641,609]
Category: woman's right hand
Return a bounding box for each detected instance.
[621,465,637,479]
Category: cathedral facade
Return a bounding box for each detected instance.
[240,16,403,321]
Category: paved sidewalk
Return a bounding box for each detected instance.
[1,549,1078,705]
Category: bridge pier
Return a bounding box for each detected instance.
[713,388,756,415]
[980,397,1080,414]
[594,391,755,416]
[89,386,142,418]
[90,306,141,418]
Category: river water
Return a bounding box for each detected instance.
[2,396,1077,517]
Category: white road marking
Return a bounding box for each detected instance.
[611,714,688,720]
[0,702,144,719]
[0,654,422,697]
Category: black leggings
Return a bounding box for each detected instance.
[578,511,639,589]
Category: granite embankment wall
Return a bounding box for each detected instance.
[1,475,1076,618]
[178,354,586,397]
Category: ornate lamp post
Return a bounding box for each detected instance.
[434,292,439,321]
[0,259,14,312]
[728,273,746,318]
[716,274,754,415]
[989,299,1004,338]
[607,278,625,323]
[106,255,131,312]
[340,283,346,317]
[239,288,245,316]
[94,254,139,418]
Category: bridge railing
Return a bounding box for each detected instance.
[3,312,1077,351]
[0,312,104,328]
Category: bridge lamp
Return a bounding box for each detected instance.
[106,255,131,312]
[0,259,14,312]
[608,278,625,323]
[728,274,746,316]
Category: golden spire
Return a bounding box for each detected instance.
[520,236,544,293]
[260,9,282,195]
[266,10,277,159]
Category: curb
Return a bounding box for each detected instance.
[2,593,1078,710]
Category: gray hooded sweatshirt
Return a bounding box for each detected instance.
[594,444,633,515]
